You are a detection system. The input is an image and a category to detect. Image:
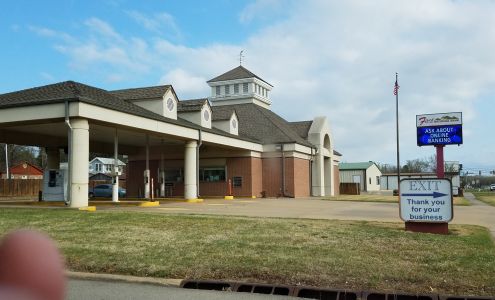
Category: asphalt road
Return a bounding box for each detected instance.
[67,279,293,300]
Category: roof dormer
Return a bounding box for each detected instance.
[177,98,212,129]
[212,108,239,135]
[207,66,273,109]
[111,85,178,120]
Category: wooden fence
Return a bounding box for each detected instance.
[0,179,43,197]
[339,183,360,195]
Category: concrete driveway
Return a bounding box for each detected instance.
[106,193,495,237]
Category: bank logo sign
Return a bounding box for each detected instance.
[416,112,463,146]
[399,179,453,223]
[416,112,462,127]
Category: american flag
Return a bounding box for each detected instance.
[394,80,400,95]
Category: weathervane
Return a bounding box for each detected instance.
[239,50,244,66]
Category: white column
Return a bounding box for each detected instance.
[69,118,89,208]
[159,141,165,197]
[144,135,150,198]
[112,129,119,202]
[46,148,60,169]
[311,151,325,196]
[184,140,197,200]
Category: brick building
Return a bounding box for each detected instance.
[0,65,340,207]
[125,66,341,198]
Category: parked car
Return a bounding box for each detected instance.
[490,184,495,191]
[89,184,126,198]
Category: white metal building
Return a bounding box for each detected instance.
[339,161,382,192]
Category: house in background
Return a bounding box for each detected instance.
[339,161,382,192]
[89,157,126,175]
[1,161,43,179]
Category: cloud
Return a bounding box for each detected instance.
[126,10,182,41]
[239,0,288,24]
[29,1,495,167]
[159,69,207,98]
[84,17,124,42]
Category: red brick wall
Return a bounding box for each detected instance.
[127,157,261,198]
[128,156,310,198]
[251,157,262,197]
[227,157,254,197]
[293,158,310,197]
[284,158,295,197]
[262,157,283,197]
[262,157,310,198]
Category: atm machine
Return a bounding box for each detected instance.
[42,167,68,201]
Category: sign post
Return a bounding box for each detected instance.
[400,178,453,234]
[406,112,463,234]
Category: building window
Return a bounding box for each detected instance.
[165,168,182,182]
[233,176,242,187]
[234,84,239,94]
[369,177,371,185]
[106,165,112,172]
[243,83,248,93]
[376,176,380,185]
[95,163,102,172]
[167,98,174,111]
[225,85,230,95]
[199,167,226,182]
[216,86,220,95]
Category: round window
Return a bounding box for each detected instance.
[203,110,210,121]
[166,98,174,111]
[231,119,237,129]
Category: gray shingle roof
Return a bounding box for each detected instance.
[110,85,171,100]
[207,66,272,86]
[0,81,189,126]
[212,104,313,147]
[212,107,235,121]
[178,98,208,112]
[289,121,313,139]
[0,81,260,144]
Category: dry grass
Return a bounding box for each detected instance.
[472,192,495,206]
[0,208,493,296]
[324,194,471,205]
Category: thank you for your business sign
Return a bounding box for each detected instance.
[399,179,453,223]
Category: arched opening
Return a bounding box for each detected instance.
[323,134,331,151]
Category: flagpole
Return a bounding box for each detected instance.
[395,73,400,195]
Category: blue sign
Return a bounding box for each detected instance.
[417,125,463,146]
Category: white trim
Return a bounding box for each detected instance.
[78,102,198,140]
[0,103,66,123]
[201,131,262,152]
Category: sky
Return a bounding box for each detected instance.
[1,0,494,174]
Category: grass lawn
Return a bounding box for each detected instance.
[323,194,471,206]
[0,208,494,296]
[472,192,495,206]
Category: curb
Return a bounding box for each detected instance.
[138,201,160,207]
[66,271,182,287]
